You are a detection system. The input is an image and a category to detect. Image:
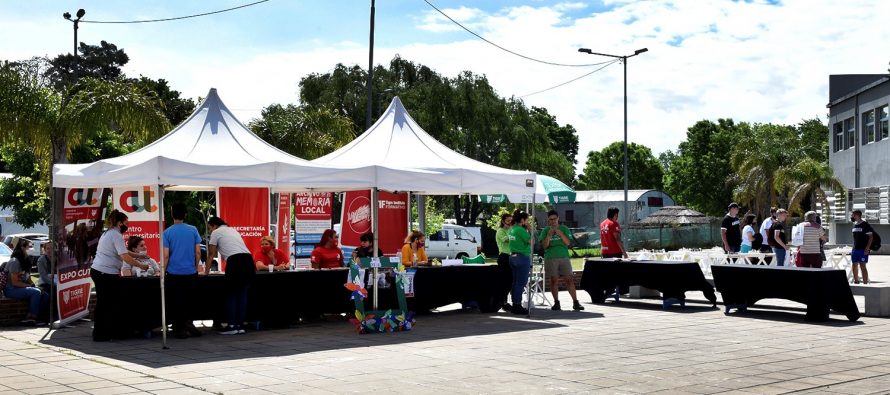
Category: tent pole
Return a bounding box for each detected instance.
[371,188,379,310]
[406,192,411,235]
[527,200,534,318]
[43,187,59,339]
[158,185,169,349]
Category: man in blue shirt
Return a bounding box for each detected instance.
[163,202,203,339]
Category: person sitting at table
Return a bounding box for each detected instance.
[401,230,428,267]
[310,229,344,269]
[2,238,49,325]
[254,236,289,272]
[798,211,827,268]
[352,232,383,260]
[121,236,160,277]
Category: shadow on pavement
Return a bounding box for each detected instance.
[721,308,865,326]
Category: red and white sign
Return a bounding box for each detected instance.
[60,188,107,270]
[57,267,92,325]
[63,188,102,222]
[218,187,269,270]
[294,192,333,235]
[113,186,162,261]
[276,193,291,254]
[340,190,408,255]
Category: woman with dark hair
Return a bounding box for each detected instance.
[740,214,757,253]
[352,232,383,260]
[401,230,428,267]
[508,212,532,315]
[2,238,48,325]
[90,210,151,341]
[310,229,345,269]
[121,236,160,277]
[495,213,514,312]
[206,216,254,335]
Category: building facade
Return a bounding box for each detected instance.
[826,74,890,247]
[550,190,675,229]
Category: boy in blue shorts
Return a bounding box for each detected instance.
[850,210,873,284]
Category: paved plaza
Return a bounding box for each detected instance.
[1,258,889,394]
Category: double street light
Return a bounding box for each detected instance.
[578,47,648,230]
[62,9,86,58]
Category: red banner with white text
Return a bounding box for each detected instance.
[60,188,106,271]
[57,267,92,325]
[276,193,291,256]
[217,187,269,271]
[340,190,408,256]
[113,186,162,262]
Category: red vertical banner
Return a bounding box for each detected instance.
[113,186,161,261]
[217,187,269,271]
[277,193,291,255]
[340,190,407,256]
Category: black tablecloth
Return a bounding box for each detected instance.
[711,264,860,321]
[580,259,717,305]
[114,264,502,332]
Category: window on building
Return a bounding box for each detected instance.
[647,197,664,207]
[844,117,855,150]
[833,122,844,152]
[863,109,876,144]
[879,105,889,141]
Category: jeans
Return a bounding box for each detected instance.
[772,247,786,267]
[224,253,255,328]
[508,254,531,307]
[4,284,47,317]
[497,253,512,305]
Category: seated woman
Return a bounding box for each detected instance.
[401,230,428,267]
[2,238,48,325]
[121,236,160,277]
[310,229,344,269]
[254,236,290,272]
[36,243,53,294]
[352,232,384,261]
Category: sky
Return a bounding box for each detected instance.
[2,0,889,173]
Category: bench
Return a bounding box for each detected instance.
[0,297,31,326]
[850,284,890,317]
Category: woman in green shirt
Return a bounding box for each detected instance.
[508,212,532,315]
[495,213,513,312]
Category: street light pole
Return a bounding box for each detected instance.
[365,0,375,130]
[578,47,647,231]
[63,9,86,62]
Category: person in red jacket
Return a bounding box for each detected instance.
[310,229,344,269]
[600,206,627,259]
[254,236,290,272]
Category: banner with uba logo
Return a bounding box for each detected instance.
[57,267,92,325]
[340,190,408,256]
[113,186,161,261]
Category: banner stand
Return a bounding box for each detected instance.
[158,185,169,349]
[371,188,379,310]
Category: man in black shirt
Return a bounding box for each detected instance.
[768,209,789,266]
[851,210,873,284]
[721,202,742,253]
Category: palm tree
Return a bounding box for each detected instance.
[0,61,170,238]
[775,157,845,216]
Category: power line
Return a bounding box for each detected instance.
[80,0,270,24]
[519,59,619,98]
[422,0,613,68]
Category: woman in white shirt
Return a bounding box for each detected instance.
[740,214,757,253]
[206,216,253,335]
[90,210,151,342]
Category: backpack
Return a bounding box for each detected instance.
[871,229,882,251]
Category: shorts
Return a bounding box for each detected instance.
[740,245,752,253]
[544,257,572,279]
[851,249,869,264]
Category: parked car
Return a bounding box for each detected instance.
[425,224,481,259]
[0,243,12,265]
[2,233,49,261]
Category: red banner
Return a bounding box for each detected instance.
[341,190,408,256]
[57,267,92,325]
[277,193,291,255]
[113,186,162,261]
[293,192,332,245]
[218,187,269,271]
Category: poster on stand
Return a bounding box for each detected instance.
[340,190,408,257]
[217,187,269,271]
[293,192,332,263]
[60,188,107,271]
[57,267,92,325]
[275,193,291,257]
[113,186,161,261]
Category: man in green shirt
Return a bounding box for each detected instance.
[539,210,583,311]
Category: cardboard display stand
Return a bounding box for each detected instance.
[345,257,414,334]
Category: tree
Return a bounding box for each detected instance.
[577,142,663,190]
[248,103,355,160]
[130,77,196,127]
[663,119,747,216]
[775,157,845,215]
[46,40,129,90]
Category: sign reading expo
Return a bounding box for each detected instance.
[112,186,161,261]
[57,267,92,325]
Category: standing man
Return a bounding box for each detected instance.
[759,207,777,253]
[721,203,742,253]
[539,210,583,311]
[851,209,873,284]
[768,209,790,266]
[600,207,627,259]
[495,213,514,312]
[162,202,203,339]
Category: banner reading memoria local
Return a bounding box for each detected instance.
[293,192,332,244]
[57,267,92,325]
[60,188,106,270]
[113,186,161,262]
[341,190,408,256]
[217,187,269,271]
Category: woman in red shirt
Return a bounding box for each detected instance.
[310,229,344,269]
[254,236,290,272]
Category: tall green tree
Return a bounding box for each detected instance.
[248,103,355,160]
[577,142,663,190]
[663,119,747,216]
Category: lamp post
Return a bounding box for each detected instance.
[62,9,86,60]
[578,47,647,231]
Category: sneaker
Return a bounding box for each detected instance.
[551,301,561,311]
[218,326,239,335]
[573,301,585,311]
[512,306,529,315]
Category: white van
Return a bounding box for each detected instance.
[425,224,480,259]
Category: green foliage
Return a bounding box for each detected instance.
[46,40,130,90]
[412,197,444,237]
[163,191,216,237]
[0,144,48,228]
[248,103,355,160]
[129,77,196,127]
[577,142,664,190]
